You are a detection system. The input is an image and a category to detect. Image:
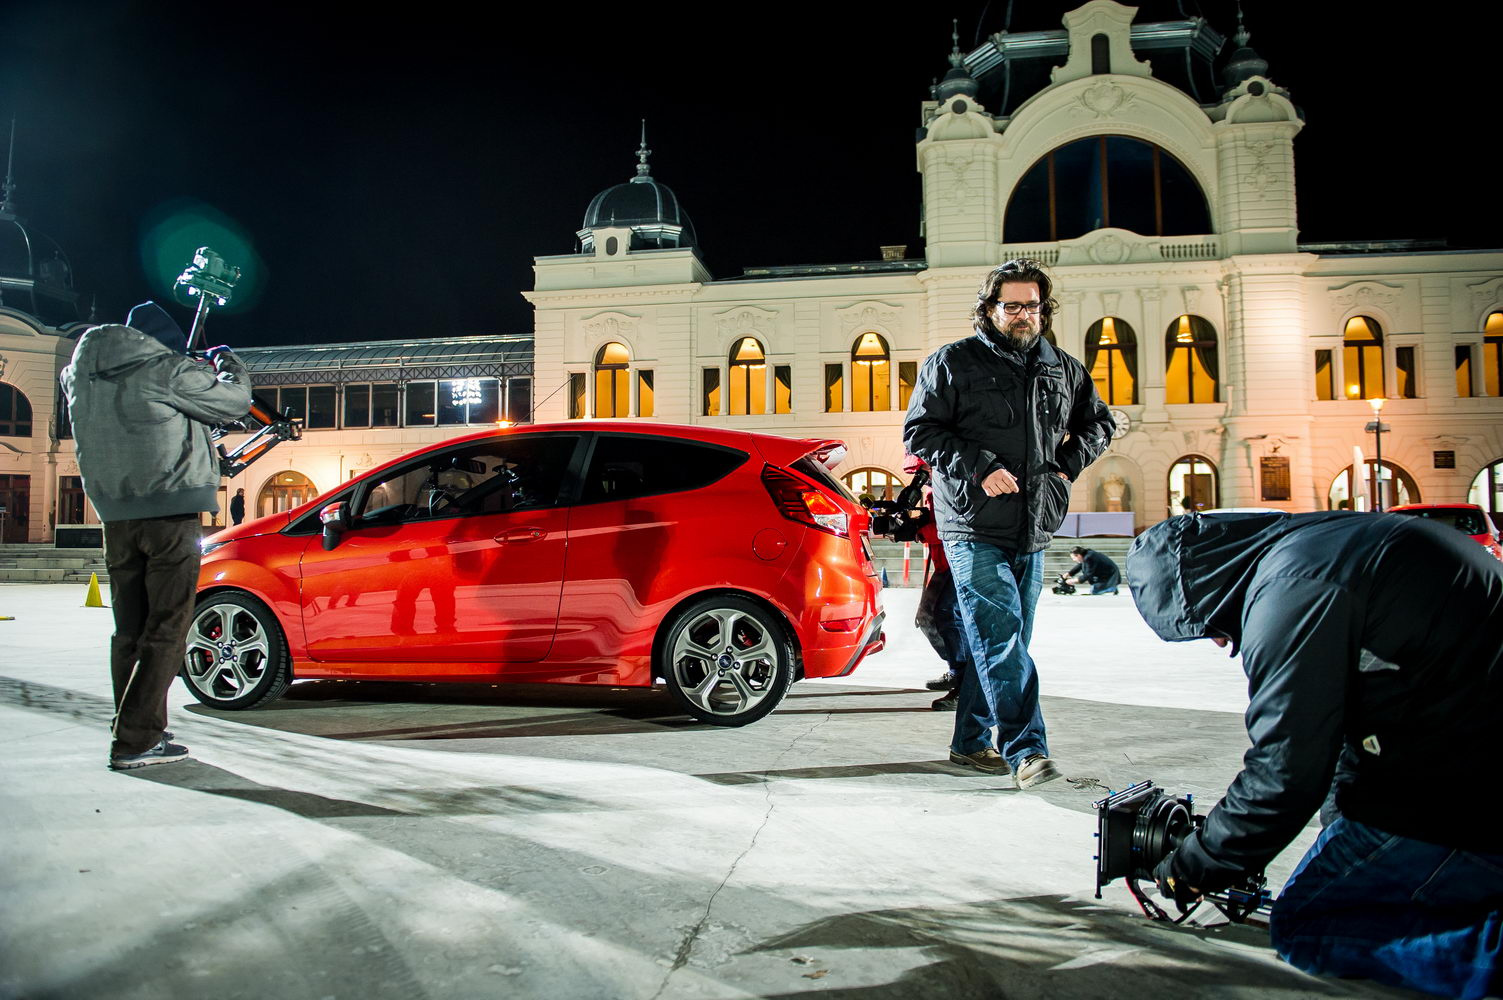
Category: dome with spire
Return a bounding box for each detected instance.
[0,122,82,327]
[1222,4,1270,92]
[578,124,697,253]
[935,19,980,102]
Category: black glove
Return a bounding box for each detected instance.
[1153,853,1202,913]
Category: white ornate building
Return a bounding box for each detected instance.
[3,0,1501,542]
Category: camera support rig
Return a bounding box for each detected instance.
[174,247,302,477]
[1093,780,1274,926]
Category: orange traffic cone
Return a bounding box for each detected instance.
[84,572,106,608]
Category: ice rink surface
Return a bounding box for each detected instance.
[0,583,1413,1000]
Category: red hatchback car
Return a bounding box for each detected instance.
[188,423,885,726]
[1388,502,1503,561]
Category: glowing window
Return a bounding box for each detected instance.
[728,337,767,415]
[1165,315,1219,404]
[1343,316,1384,400]
[1085,317,1137,405]
[1485,312,1503,396]
[594,342,630,418]
[1168,456,1216,514]
[851,333,891,412]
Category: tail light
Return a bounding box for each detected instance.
[761,465,849,537]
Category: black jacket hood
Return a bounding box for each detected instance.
[1126,511,1331,651]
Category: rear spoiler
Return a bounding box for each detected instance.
[754,436,847,472]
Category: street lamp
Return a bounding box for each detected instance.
[1365,397,1389,511]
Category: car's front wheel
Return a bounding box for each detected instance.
[659,595,795,727]
[181,592,293,710]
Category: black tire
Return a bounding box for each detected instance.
[658,595,795,727]
[181,591,293,710]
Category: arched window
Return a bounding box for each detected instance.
[851,333,891,412]
[1004,135,1212,243]
[1343,316,1384,400]
[594,342,630,418]
[1084,317,1137,405]
[728,337,767,415]
[1485,311,1503,396]
[0,383,33,437]
[1470,459,1503,518]
[842,467,902,502]
[1328,461,1418,512]
[1165,315,1219,403]
[257,470,318,518]
[1168,455,1217,514]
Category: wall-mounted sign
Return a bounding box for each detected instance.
[1260,456,1291,501]
[1434,451,1456,469]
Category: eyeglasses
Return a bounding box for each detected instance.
[997,301,1043,316]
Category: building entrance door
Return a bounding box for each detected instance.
[0,474,32,543]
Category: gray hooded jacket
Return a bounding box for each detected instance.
[60,324,253,521]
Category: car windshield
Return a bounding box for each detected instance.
[1395,507,1489,536]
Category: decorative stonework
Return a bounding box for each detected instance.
[1241,140,1281,199]
[1138,287,1165,303]
[0,353,7,380]
[714,306,778,341]
[1181,286,1200,315]
[1089,236,1129,265]
[1466,276,1503,313]
[1071,81,1138,120]
[581,312,640,344]
[941,149,977,205]
[837,301,901,336]
[1327,281,1401,317]
[1099,290,1121,315]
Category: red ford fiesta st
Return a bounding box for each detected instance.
[188,422,885,726]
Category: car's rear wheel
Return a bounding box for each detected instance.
[659,595,794,727]
[181,592,293,710]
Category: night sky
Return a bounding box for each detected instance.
[3,2,1496,348]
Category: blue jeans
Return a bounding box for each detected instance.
[945,540,1047,769]
[1270,816,1503,999]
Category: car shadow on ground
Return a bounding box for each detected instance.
[179,681,932,742]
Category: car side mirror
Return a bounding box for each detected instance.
[320,501,350,550]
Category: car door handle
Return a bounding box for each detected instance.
[496,527,545,544]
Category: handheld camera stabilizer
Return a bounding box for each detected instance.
[865,466,931,541]
[1093,780,1273,925]
[174,247,302,477]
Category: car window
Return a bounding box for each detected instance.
[358,436,578,523]
[1399,508,1488,536]
[581,434,748,504]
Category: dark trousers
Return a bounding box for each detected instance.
[104,515,201,756]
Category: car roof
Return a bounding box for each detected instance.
[1388,503,1485,512]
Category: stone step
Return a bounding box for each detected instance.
[0,568,69,583]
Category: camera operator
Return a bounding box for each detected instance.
[1127,510,1501,998]
[61,301,253,770]
[1060,545,1120,595]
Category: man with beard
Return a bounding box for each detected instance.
[904,259,1113,788]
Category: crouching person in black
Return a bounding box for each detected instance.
[1127,510,1501,999]
[1061,545,1120,595]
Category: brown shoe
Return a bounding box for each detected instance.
[948,748,1008,774]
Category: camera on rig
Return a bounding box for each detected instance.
[168,246,302,477]
[1052,573,1077,595]
[864,466,930,541]
[1093,780,1273,924]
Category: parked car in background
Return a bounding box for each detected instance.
[1388,502,1503,561]
[188,423,885,726]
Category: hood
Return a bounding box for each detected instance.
[126,301,187,354]
[1126,511,1303,652]
[69,322,178,381]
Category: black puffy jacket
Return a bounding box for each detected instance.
[1128,511,1503,890]
[903,332,1113,554]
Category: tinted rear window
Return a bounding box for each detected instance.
[581,435,748,504]
[1396,508,1489,536]
[792,456,858,503]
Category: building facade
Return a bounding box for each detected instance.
[3,0,1502,544]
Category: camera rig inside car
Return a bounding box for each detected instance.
[1093,780,1274,925]
[865,466,931,541]
[175,247,302,477]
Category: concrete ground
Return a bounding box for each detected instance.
[0,583,1414,1000]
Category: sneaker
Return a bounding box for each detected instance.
[948,747,1008,774]
[109,738,190,771]
[1014,754,1062,789]
[931,693,958,712]
[925,672,958,691]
